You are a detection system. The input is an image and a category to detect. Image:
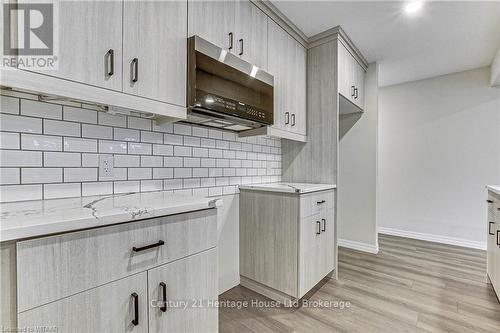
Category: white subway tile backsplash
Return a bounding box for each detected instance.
[44,183,81,199]
[152,121,173,133]
[153,168,173,179]
[153,144,173,156]
[0,132,20,149]
[0,184,42,202]
[98,112,126,127]
[173,168,191,178]
[64,168,97,182]
[44,119,80,137]
[99,140,127,154]
[1,150,42,167]
[82,182,113,196]
[164,134,183,145]
[164,179,183,190]
[192,126,208,138]
[82,124,113,139]
[141,179,163,192]
[82,153,99,167]
[164,156,183,167]
[193,187,209,197]
[63,106,97,124]
[63,137,97,153]
[141,131,163,144]
[0,114,42,133]
[173,123,191,135]
[114,155,140,167]
[0,95,19,114]
[128,168,152,180]
[1,168,20,185]
[21,100,62,119]
[174,146,191,157]
[113,181,139,194]
[140,155,163,167]
[128,117,151,130]
[1,95,281,200]
[184,157,200,168]
[44,152,81,167]
[22,168,62,184]
[21,134,62,151]
[128,142,152,155]
[114,128,140,142]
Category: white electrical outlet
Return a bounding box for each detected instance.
[99,154,114,178]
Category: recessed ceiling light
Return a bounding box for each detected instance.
[404,1,423,15]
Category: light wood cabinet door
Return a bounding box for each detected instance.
[353,61,365,109]
[148,249,218,333]
[188,0,235,52]
[299,213,325,297]
[292,40,307,136]
[337,41,353,101]
[268,19,291,131]
[487,195,497,282]
[18,272,148,333]
[23,0,123,91]
[235,1,268,70]
[322,208,336,277]
[123,0,187,106]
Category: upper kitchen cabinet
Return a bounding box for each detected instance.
[266,19,307,141]
[24,0,123,91]
[337,40,366,111]
[188,0,268,70]
[123,0,187,106]
[188,0,236,53]
[235,1,268,70]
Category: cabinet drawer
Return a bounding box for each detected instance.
[19,272,148,333]
[300,190,335,219]
[17,209,217,312]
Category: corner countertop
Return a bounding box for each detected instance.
[0,191,222,242]
[487,185,500,196]
[239,183,336,194]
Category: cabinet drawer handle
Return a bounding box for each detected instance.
[321,219,326,232]
[351,85,355,97]
[131,58,139,83]
[160,282,167,312]
[497,230,500,246]
[131,292,139,326]
[489,222,495,236]
[354,87,358,99]
[317,200,326,205]
[316,221,321,235]
[106,49,115,76]
[487,200,493,203]
[238,38,244,56]
[285,112,290,125]
[291,113,296,126]
[228,32,233,50]
[132,240,164,252]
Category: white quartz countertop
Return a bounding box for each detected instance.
[239,183,336,194]
[487,185,500,196]
[0,191,221,242]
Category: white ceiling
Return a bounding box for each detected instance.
[270,1,500,87]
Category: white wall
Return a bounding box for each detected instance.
[378,67,500,249]
[338,63,379,253]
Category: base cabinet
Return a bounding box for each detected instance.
[13,209,218,333]
[239,189,336,304]
[487,190,500,298]
[19,272,149,333]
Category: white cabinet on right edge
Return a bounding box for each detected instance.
[338,40,366,110]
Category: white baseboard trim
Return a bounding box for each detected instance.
[378,227,486,250]
[338,239,379,254]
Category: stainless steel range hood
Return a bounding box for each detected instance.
[186,36,274,132]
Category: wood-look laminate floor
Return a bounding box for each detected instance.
[219,235,500,333]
